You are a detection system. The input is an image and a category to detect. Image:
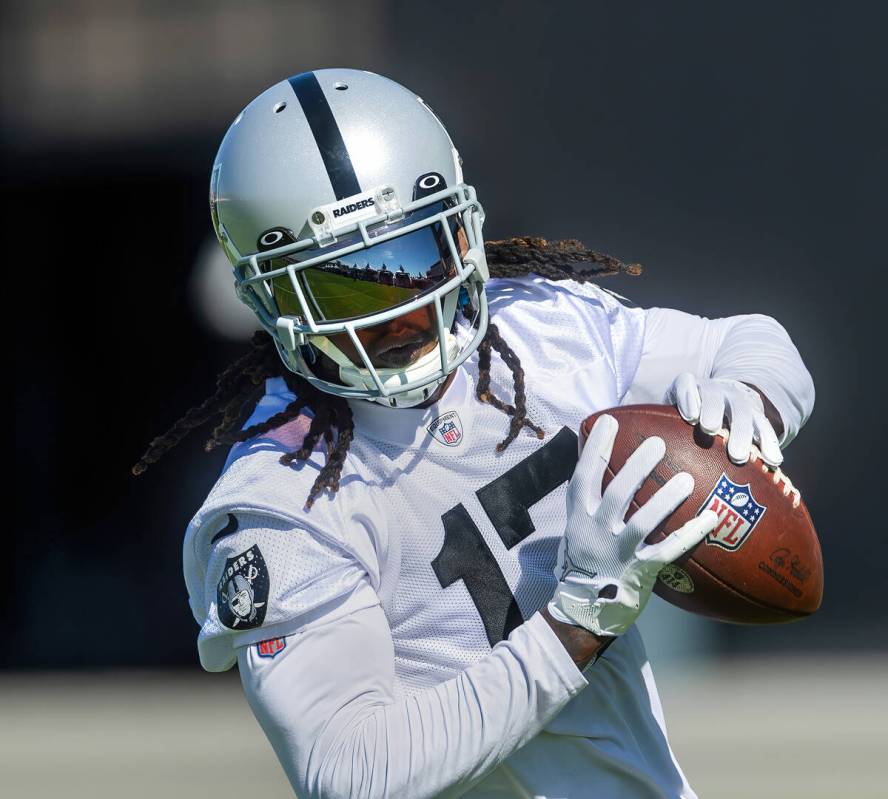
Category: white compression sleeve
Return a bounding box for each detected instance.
[624,308,815,445]
[238,583,589,799]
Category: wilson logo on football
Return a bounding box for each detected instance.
[658,564,695,594]
[699,473,767,551]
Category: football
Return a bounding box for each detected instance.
[579,405,823,624]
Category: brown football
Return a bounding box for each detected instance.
[579,405,823,624]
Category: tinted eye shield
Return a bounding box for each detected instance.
[272,207,462,324]
[233,183,487,340]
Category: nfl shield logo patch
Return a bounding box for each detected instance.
[427,411,463,447]
[256,637,286,659]
[699,472,767,551]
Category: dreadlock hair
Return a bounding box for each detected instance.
[132,237,641,509]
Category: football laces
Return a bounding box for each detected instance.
[716,428,802,509]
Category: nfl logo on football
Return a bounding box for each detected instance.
[699,472,767,551]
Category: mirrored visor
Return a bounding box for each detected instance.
[267,201,464,323]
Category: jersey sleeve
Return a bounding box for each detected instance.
[624,307,815,445]
[239,603,589,799]
[185,511,378,672]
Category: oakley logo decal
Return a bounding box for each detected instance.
[257,228,297,251]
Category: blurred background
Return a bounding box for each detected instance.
[6,1,887,797]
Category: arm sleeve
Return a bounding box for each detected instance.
[238,593,589,799]
[624,307,815,445]
[188,512,375,672]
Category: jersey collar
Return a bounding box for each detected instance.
[347,365,473,449]
[263,364,474,450]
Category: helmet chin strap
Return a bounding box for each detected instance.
[312,333,460,409]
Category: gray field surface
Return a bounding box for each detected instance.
[1,658,885,798]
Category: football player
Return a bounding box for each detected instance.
[135,69,814,798]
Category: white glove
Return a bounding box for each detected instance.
[666,373,783,467]
[549,414,718,637]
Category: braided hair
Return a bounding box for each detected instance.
[132,237,640,508]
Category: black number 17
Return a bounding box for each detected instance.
[431,427,578,647]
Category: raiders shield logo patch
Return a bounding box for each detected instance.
[427,410,463,447]
[217,546,269,630]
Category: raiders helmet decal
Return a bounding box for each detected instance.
[216,546,269,630]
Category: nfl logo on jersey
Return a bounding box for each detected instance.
[256,637,286,659]
[427,411,463,447]
[699,472,767,551]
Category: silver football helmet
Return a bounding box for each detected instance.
[210,68,490,407]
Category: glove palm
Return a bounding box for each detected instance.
[550,414,718,636]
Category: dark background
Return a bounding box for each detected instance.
[7,1,886,667]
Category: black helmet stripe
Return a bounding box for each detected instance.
[288,72,362,201]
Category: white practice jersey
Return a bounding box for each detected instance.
[183,275,814,799]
